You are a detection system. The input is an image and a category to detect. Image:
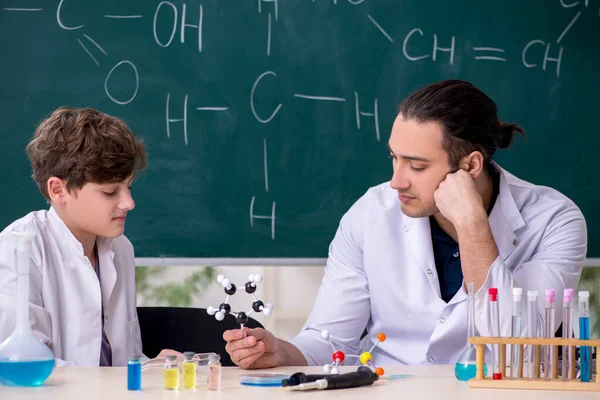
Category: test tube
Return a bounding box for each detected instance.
[526,290,538,380]
[544,289,555,380]
[489,288,502,380]
[511,288,523,379]
[561,289,574,380]
[578,291,590,382]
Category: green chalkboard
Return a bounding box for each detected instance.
[1,1,599,260]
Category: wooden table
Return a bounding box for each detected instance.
[0,365,597,399]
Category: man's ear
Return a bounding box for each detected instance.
[47,177,68,204]
[459,151,485,179]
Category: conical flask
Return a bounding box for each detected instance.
[0,231,55,386]
[455,282,487,380]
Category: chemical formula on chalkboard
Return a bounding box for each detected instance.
[2,1,598,259]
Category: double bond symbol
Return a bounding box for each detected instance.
[473,47,506,62]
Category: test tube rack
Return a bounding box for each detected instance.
[467,337,600,392]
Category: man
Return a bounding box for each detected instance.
[224,80,587,368]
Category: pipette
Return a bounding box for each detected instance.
[281,372,337,387]
[285,366,378,391]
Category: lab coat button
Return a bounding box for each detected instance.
[512,239,518,246]
[426,269,433,275]
[439,318,445,324]
[427,356,435,363]
[403,225,409,232]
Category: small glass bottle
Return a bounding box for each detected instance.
[163,355,179,390]
[182,351,196,389]
[207,354,221,391]
[127,356,142,390]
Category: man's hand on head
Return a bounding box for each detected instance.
[434,169,487,228]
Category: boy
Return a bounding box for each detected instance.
[0,107,147,366]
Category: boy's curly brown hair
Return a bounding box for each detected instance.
[26,107,147,201]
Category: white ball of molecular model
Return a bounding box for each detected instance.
[207,274,274,328]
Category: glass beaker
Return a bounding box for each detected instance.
[455,282,488,380]
[0,231,55,386]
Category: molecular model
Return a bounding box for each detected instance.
[207,274,274,330]
[320,330,387,376]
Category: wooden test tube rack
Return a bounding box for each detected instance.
[467,337,600,392]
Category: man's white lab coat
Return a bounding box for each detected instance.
[290,164,587,366]
[0,208,143,366]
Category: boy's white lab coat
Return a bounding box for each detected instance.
[0,208,142,366]
[290,163,587,366]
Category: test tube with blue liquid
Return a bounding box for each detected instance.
[578,291,590,382]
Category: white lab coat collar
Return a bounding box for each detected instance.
[47,207,85,261]
[47,207,117,304]
[47,207,116,259]
[487,162,525,260]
